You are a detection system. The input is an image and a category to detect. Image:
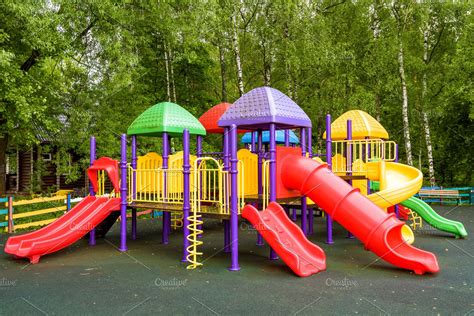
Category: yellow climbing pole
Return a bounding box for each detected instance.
[186,212,203,270]
[171,212,183,230]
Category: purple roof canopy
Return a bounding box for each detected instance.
[218,87,312,130]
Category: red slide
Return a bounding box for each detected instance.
[280,153,439,275]
[4,197,120,264]
[242,202,326,277]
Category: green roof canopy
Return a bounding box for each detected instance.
[127,102,206,137]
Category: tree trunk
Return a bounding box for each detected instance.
[0,135,7,195]
[168,45,177,103]
[422,29,436,186]
[264,62,271,86]
[231,15,244,96]
[375,94,381,121]
[262,39,271,86]
[164,42,171,102]
[219,45,227,102]
[398,41,413,166]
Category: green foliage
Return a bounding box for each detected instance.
[0,0,472,188]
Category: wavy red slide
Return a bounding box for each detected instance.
[242,202,326,277]
[280,154,439,275]
[4,197,120,264]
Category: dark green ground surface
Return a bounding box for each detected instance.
[1,205,473,315]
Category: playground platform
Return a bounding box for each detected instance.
[1,205,472,314]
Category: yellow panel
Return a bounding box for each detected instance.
[237,149,258,195]
[137,152,163,193]
[331,154,346,175]
[168,151,197,194]
[138,152,162,169]
[323,110,389,140]
[353,180,368,196]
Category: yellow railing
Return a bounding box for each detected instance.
[129,157,245,215]
[97,170,106,196]
[331,139,397,175]
[186,157,245,269]
[128,166,184,204]
[192,157,244,215]
[96,169,119,198]
[171,212,183,229]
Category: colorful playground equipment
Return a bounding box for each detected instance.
[5,86,468,277]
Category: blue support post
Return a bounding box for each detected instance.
[67,194,71,211]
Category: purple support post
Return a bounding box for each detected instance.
[284,130,290,147]
[7,196,13,234]
[300,128,307,235]
[181,129,191,262]
[394,144,399,218]
[89,136,96,246]
[269,123,278,260]
[366,136,371,195]
[346,120,355,239]
[251,131,256,153]
[223,129,230,253]
[162,132,170,244]
[292,208,297,221]
[325,115,334,244]
[256,129,264,246]
[119,134,128,252]
[228,124,240,271]
[307,127,314,235]
[131,135,137,240]
[290,129,297,222]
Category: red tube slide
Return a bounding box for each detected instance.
[280,154,439,275]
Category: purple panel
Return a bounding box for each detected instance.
[218,87,311,129]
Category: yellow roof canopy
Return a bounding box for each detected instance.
[323,110,389,140]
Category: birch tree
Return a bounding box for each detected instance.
[393,2,413,166]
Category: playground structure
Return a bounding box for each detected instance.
[4,87,468,277]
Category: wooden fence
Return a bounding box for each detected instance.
[1,195,73,233]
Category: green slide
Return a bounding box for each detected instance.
[400,196,468,238]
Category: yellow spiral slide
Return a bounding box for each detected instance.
[353,160,423,244]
